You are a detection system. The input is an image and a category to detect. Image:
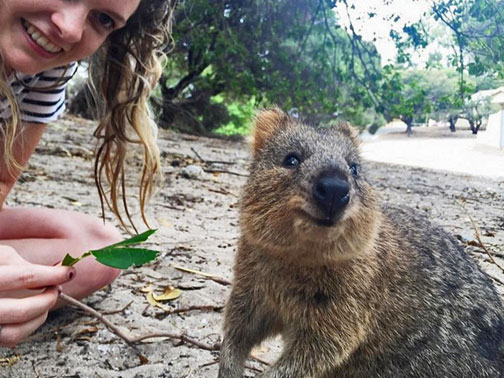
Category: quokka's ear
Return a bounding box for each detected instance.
[335,121,360,147]
[252,107,289,157]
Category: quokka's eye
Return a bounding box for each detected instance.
[283,153,302,168]
[349,163,358,177]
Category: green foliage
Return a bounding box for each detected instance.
[91,248,158,270]
[379,66,433,132]
[155,0,380,134]
[431,0,504,78]
[389,22,429,65]
[366,0,503,130]
[213,95,256,136]
[62,230,159,269]
[151,0,503,136]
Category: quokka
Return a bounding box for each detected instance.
[218,108,504,378]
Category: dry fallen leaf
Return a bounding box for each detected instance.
[145,285,182,312]
[146,291,171,312]
[56,333,63,353]
[153,286,182,301]
[75,336,93,342]
[0,355,20,367]
[75,326,99,336]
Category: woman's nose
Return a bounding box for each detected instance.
[51,5,87,44]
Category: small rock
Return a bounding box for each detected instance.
[181,165,204,179]
[455,231,477,244]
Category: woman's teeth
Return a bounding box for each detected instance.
[23,20,62,54]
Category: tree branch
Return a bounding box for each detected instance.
[58,292,270,369]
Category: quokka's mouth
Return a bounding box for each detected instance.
[315,218,336,227]
[296,209,343,228]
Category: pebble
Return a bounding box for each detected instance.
[181,165,204,179]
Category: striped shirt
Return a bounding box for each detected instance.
[0,63,78,124]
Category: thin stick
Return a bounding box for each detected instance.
[102,300,134,315]
[203,168,248,177]
[160,305,223,316]
[129,333,219,350]
[250,354,272,366]
[198,360,264,374]
[190,147,205,162]
[59,293,149,364]
[207,187,237,197]
[190,147,235,165]
[483,271,504,287]
[58,294,271,368]
[58,293,221,360]
[173,265,232,286]
[458,199,504,276]
[466,214,504,274]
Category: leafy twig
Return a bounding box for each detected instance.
[62,229,159,269]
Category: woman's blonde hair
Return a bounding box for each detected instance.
[0,0,176,232]
[0,62,22,176]
[92,0,176,232]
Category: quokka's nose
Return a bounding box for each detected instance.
[313,175,350,218]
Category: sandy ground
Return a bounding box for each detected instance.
[1,117,503,378]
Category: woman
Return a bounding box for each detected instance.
[0,0,173,347]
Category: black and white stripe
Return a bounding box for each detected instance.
[0,62,78,124]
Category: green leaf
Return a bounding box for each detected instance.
[106,229,157,248]
[61,253,81,267]
[91,247,159,269]
[61,229,158,269]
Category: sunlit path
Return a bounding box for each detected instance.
[361,126,504,179]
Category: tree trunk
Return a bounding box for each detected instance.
[473,120,482,135]
[469,119,476,134]
[403,117,413,136]
[449,116,457,132]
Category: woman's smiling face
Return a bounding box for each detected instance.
[0,0,141,75]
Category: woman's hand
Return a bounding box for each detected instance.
[0,245,75,347]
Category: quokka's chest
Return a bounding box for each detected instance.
[256,266,343,317]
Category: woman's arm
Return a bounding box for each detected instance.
[0,121,82,347]
[0,122,47,208]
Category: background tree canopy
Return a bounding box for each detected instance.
[154,0,383,134]
[70,0,504,135]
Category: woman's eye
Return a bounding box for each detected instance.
[283,153,302,168]
[349,163,358,177]
[93,12,116,30]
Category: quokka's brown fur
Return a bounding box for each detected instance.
[218,108,504,378]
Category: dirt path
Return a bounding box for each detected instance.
[361,124,504,178]
[1,116,503,377]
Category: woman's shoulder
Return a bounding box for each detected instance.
[31,62,79,90]
[3,62,80,123]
